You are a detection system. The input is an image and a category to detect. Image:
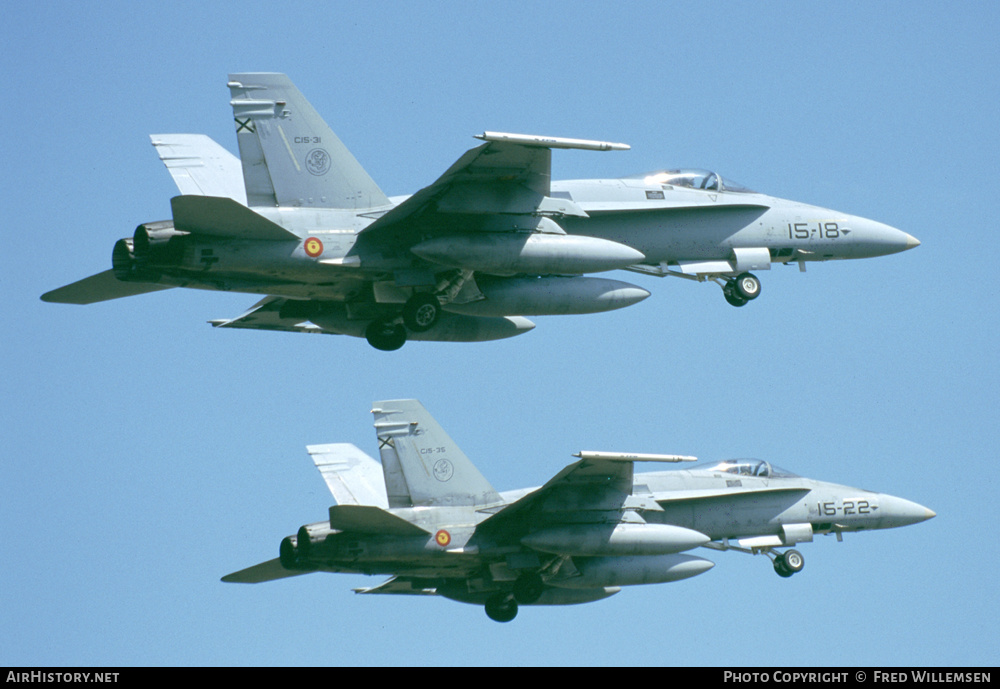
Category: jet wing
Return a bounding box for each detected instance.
[358,132,623,245]
[150,134,248,204]
[41,269,173,305]
[209,297,326,334]
[354,576,439,596]
[478,454,677,537]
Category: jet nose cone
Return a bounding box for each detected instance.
[844,215,919,258]
[879,494,936,528]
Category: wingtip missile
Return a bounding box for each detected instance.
[574,451,698,463]
[475,131,630,151]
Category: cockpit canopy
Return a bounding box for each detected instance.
[629,169,755,193]
[695,459,797,478]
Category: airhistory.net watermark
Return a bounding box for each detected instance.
[5,672,119,683]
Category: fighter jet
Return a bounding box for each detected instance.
[223,400,934,622]
[42,73,920,350]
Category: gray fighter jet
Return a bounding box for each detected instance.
[223,400,934,622]
[43,73,920,350]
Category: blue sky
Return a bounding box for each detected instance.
[3,1,997,667]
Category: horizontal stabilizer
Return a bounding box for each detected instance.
[150,134,247,203]
[222,558,312,584]
[307,443,388,508]
[171,195,300,241]
[41,270,173,304]
[327,504,429,536]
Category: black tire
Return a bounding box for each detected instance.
[485,593,518,623]
[773,554,794,578]
[402,293,440,332]
[364,319,407,351]
[512,574,544,605]
[723,281,748,307]
[734,272,761,300]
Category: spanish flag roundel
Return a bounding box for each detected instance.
[304,237,324,257]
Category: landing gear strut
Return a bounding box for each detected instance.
[512,573,544,604]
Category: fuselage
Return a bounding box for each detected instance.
[123,171,917,302]
[553,173,918,264]
[295,459,933,576]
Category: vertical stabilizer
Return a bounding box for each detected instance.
[307,443,388,508]
[372,400,501,508]
[227,73,390,209]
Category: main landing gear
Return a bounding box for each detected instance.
[771,549,805,578]
[483,573,545,622]
[364,293,442,351]
[722,272,761,307]
[485,593,518,622]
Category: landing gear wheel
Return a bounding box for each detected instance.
[782,549,804,573]
[485,593,518,622]
[512,573,544,605]
[723,281,748,307]
[734,272,761,300]
[364,319,407,351]
[402,293,440,332]
[773,555,794,578]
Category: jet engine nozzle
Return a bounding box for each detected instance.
[111,238,136,281]
[294,521,335,560]
[132,221,187,267]
[278,535,301,570]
